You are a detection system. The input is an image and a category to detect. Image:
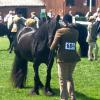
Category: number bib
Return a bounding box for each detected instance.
[65,42,75,50]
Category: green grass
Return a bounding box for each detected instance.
[0,37,100,100]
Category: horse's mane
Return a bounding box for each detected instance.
[31,22,50,55]
[31,17,60,55]
[33,22,49,40]
[32,18,57,41]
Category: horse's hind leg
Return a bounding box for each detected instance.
[7,34,13,52]
[45,58,54,96]
[30,61,43,95]
[9,42,14,53]
[11,55,28,88]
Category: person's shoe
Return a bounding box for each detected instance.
[88,58,93,61]
[70,95,76,100]
[94,58,97,60]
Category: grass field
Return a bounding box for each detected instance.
[0,37,100,100]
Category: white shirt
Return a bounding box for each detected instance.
[34,16,39,29]
[96,17,100,21]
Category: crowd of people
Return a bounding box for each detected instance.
[0,10,55,31]
[0,8,100,100]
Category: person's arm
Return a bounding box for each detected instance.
[50,28,67,50]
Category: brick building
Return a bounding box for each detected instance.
[0,0,45,18]
[43,0,100,16]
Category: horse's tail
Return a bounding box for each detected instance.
[11,55,28,88]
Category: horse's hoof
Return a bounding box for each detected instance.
[29,89,39,96]
[15,84,24,88]
[44,89,55,96]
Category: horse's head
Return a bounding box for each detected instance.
[48,15,61,46]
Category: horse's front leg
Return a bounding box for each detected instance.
[29,61,43,95]
[45,57,54,96]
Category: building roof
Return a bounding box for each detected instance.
[0,0,44,6]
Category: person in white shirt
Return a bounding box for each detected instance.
[4,10,14,30]
[4,11,13,22]
[47,10,52,18]
[93,8,100,18]
[31,12,39,29]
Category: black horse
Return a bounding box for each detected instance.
[75,23,88,57]
[0,23,13,51]
[11,16,60,96]
[11,15,88,96]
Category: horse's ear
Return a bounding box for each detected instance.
[56,15,60,22]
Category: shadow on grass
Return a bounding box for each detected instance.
[75,91,99,100]
[0,49,8,51]
[16,87,99,100]
[52,89,99,99]
[24,86,33,89]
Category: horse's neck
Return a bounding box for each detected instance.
[17,23,24,33]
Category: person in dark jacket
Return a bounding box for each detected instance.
[50,14,80,100]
